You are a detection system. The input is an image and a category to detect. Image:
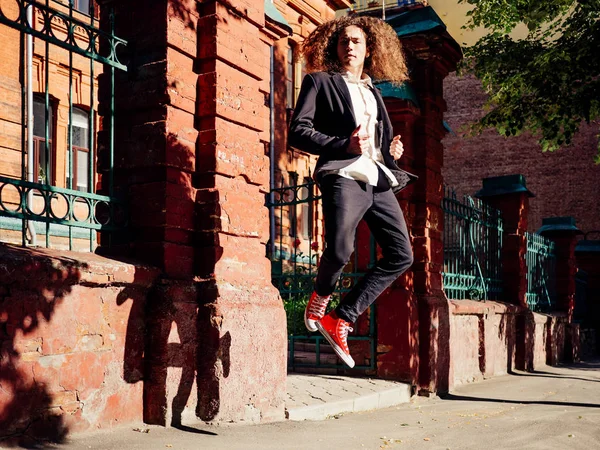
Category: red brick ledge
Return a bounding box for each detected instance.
[449,298,570,321]
[0,243,161,287]
[449,299,524,316]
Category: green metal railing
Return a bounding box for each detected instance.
[266,178,377,371]
[442,187,503,301]
[348,0,422,13]
[525,232,557,312]
[0,0,127,251]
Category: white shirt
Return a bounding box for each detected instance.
[329,72,398,188]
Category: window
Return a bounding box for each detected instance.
[66,108,91,192]
[74,0,91,15]
[288,172,298,237]
[294,57,306,105]
[33,97,54,184]
[286,47,294,109]
[300,177,313,239]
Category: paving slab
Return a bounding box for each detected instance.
[285,374,413,420]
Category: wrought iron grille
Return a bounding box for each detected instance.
[349,0,422,13]
[0,0,127,251]
[266,178,377,371]
[442,186,504,301]
[525,232,557,312]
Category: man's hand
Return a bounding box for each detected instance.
[390,135,404,160]
[347,124,370,155]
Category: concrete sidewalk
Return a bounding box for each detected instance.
[14,359,600,450]
[285,374,412,420]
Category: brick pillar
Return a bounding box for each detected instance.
[475,175,534,370]
[99,0,288,425]
[576,236,600,356]
[538,217,582,319]
[538,217,583,363]
[475,175,534,308]
[375,12,462,394]
[376,100,419,384]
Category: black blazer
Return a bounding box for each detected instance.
[288,71,417,193]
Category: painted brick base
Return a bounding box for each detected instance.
[0,244,160,445]
[449,300,575,389]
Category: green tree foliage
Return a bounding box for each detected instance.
[458,0,600,161]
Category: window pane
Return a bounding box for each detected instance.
[301,177,312,239]
[76,0,90,14]
[73,126,88,148]
[72,108,89,149]
[33,99,53,138]
[77,150,89,191]
[286,48,294,108]
[36,139,52,183]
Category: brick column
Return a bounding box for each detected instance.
[375,12,462,394]
[576,235,600,356]
[538,217,583,363]
[100,0,288,425]
[538,217,582,319]
[375,99,419,384]
[475,175,534,371]
[475,175,534,308]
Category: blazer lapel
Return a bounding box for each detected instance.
[331,72,357,127]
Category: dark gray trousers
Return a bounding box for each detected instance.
[315,174,413,323]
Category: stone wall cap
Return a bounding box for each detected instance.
[474,174,535,199]
[538,216,582,235]
[265,0,293,35]
[576,240,600,253]
[387,5,447,37]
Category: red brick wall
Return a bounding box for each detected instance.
[0,245,160,445]
[442,74,600,234]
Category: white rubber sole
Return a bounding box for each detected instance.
[315,322,355,368]
[304,314,318,333]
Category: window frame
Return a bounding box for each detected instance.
[67,106,92,192]
[32,95,58,186]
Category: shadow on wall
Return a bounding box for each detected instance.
[139,279,232,427]
[0,245,86,447]
[496,310,518,374]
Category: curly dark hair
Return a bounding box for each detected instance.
[301,15,409,84]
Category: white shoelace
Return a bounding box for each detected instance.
[338,321,353,349]
[308,295,329,317]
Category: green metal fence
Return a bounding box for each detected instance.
[266,178,377,371]
[0,0,127,251]
[349,0,422,13]
[525,232,557,312]
[442,186,504,301]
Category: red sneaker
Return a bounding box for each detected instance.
[316,311,355,368]
[304,291,331,332]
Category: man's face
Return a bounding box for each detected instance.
[336,25,368,72]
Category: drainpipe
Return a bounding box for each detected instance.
[269,44,276,257]
[26,4,37,246]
